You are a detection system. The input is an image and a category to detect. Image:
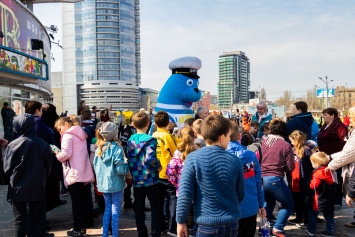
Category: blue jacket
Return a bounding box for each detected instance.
[310,120,319,142]
[286,112,313,139]
[93,141,128,193]
[226,141,264,218]
[176,146,245,225]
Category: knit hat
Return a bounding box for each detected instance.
[305,140,318,150]
[99,122,118,141]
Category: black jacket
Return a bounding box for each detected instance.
[1,107,16,126]
[3,114,52,203]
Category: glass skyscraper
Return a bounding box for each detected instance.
[218,51,250,109]
[62,0,141,112]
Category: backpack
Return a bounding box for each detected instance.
[247,141,262,163]
[120,125,136,147]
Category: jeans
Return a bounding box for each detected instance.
[12,200,45,237]
[195,221,238,237]
[263,176,294,231]
[307,209,334,235]
[159,179,177,233]
[103,191,123,237]
[134,184,162,237]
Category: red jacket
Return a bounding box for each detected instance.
[310,166,335,211]
[343,116,350,127]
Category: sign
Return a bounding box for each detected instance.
[0,45,48,80]
[316,88,335,98]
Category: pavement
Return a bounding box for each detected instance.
[1,185,355,237]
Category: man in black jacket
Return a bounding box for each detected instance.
[3,114,52,237]
[1,102,16,141]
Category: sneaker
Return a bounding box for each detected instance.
[67,229,82,237]
[295,223,307,229]
[320,231,334,237]
[167,231,178,237]
[287,218,302,225]
[345,221,355,227]
[305,229,315,236]
[271,229,290,237]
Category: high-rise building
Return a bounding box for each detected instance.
[62,0,141,113]
[218,51,250,109]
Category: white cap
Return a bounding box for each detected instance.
[169,56,202,78]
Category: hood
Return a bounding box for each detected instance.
[13,113,36,137]
[226,141,255,163]
[291,112,314,126]
[313,166,334,185]
[129,136,156,157]
[64,126,87,141]
[100,142,121,163]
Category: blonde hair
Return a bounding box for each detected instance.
[177,127,195,162]
[310,151,330,166]
[192,119,203,135]
[55,117,74,132]
[95,128,120,157]
[69,114,81,126]
[289,130,307,158]
[349,106,355,124]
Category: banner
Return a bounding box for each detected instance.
[316,88,335,98]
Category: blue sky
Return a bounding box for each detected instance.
[34,0,355,100]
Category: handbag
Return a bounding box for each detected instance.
[63,160,76,186]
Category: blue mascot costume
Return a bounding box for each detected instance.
[155,56,202,128]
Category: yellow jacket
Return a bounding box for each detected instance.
[153,127,179,179]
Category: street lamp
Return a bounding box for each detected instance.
[318,76,333,108]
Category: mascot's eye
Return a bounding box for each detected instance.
[186,79,194,87]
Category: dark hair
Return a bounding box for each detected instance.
[81,109,92,120]
[202,115,231,143]
[269,118,287,137]
[229,120,240,141]
[250,121,259,127]
[322,107,339,118]
[154,111,170,128]
[294,101,308,113]
[92,106,97,110]
[262,122,270,132]
[132,111,149,129]
[184,118,195,127]
[25,100,42,114]
[167,122,176,134]
[80,100,85,106]
[3,102,8,106]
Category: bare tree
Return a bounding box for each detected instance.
[274,90,294,109]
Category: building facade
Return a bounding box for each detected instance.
[331,86,355,112]
[62,0,141,113]
[218,51,250,109]
[140,88,158,111]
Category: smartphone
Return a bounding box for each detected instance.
[173,127,179,135]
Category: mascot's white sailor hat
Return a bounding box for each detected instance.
[169,56,202,79]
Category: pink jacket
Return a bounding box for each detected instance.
[57,126,95,185]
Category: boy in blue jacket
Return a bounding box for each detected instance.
[226,121,266,237]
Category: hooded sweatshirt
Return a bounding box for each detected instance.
[310,166,335,212]
[56,126,95,185]
[252,109,272,138]
[127,133,161,187]
[3,114,52,202]
[93,141,128,193]
[286,112,314,139]
[226,141,264,219]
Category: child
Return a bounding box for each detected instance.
[93,122,129,237]
[306,152,336,237]
[241,121,259,146]
[192,119,205,149]
[288,130,313,228]
[226,121,265,237]
[127,111,162,237]
[3,114,52,237]
[153,111,179,234]
[56,116,95,237]
[261,122,270,140]
[176,115,245,237]
[304,140,319,154]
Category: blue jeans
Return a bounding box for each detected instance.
[195,221,238,237]
[263,176,294,231]
[307,209,334,235]
[103,191,123,237]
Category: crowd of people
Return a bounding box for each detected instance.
[1,99,355,237]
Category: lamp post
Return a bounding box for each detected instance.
[314,85,325,109]
[319,76,333,108]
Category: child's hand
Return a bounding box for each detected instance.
[258,208,267,218]
[346,194,355,208]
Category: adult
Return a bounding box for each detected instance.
[100,109,110,122]
[318,107,347,206]
[261,118,295,237]
[1,102,16,142]
[252,102,272,138]
[285,101,314,139]
[326,106,355,227]
[3,114,52,237]
[194,107,209,120]
[77,100,86,115]
[91,106,98,124]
